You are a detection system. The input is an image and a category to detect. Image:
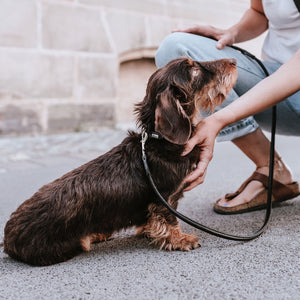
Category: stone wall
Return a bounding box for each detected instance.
[0,0,263,136]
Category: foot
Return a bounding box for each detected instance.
[92,233,112,243]
[218,159,293,208]
[145,222,200,251]
[159,231,200,251]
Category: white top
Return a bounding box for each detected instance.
[262,0,300,64]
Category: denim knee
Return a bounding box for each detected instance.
[155,32,191,68]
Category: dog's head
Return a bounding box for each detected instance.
[136,57,237,145]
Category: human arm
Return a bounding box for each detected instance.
[183,48,300,191]
[174,0,268,49]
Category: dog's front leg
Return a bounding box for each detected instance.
[141,203,200,251]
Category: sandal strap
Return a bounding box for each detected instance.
[225,172,295,202]
[251,172,295,201]
[225,172,260,200]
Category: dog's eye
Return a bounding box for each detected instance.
[192,68,200,77]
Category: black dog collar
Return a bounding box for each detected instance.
[148,131,164,140]
[141,127,164,141]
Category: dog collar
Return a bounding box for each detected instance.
[141,127,164,141]
[148,131,164,140]
[141,129,164,170]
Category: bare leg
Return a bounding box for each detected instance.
[218,128,293,207]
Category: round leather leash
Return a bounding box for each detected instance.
[141,45,276,241]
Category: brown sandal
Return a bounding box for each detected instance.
[214,172,300,214]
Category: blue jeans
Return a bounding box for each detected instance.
[155,33,300,141]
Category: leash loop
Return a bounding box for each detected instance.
[141,128,148,152]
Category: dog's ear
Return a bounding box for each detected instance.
[155,89,191,145]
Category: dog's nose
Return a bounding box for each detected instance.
[229,58,237,66]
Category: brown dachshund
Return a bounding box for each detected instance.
[4,57,237,265]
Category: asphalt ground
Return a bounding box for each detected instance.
[0,128,299,299]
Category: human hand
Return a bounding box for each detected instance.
[173,25,236,50]
[182,117,221,191]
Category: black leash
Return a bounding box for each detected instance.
[141,45,277,241]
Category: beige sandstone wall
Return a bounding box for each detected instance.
[0,0,263,135]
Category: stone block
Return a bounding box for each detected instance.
[48,103,115,132]
[42,3,112,52]
[166,1,211,22]
[147,17,180,47]
[76,56,118,99]
[166,0,246,27]
[0,51,74,99]
[105,11,147,55]
[0,104,41,135]
[0,0,36,48]
[79,0,166,15]
[117,58,156,124]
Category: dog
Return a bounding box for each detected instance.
[4,57,237,266]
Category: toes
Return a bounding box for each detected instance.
[159,234,200,251]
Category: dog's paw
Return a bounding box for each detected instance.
[92,233,112,243]
[160,233,200,251]
[81,233,112,251]
[135,226,146,238]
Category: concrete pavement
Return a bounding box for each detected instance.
[0,128,299,299]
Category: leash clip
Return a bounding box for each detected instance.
[141,128,148,153]
[141,128,150,176]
